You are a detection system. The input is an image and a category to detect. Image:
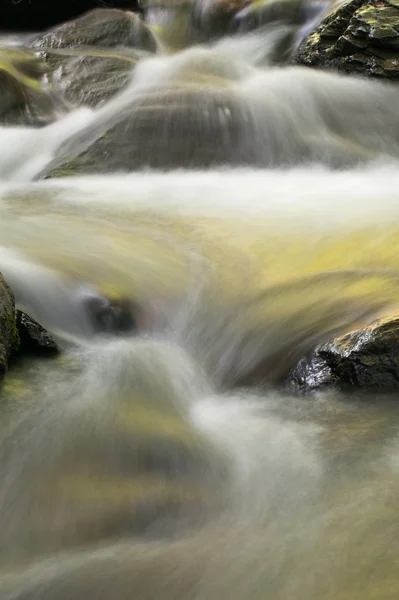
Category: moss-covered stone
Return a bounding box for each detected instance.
[0,273,17,383]
[295,0,399,79]
[289,314,399,393]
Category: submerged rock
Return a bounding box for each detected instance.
[0,49,61,126]
[30,9,157,53]
[16,311,59,357]
[296,0,399,79]
[289,315,399,393]
[82,294,137,335]
[0,274,18,382]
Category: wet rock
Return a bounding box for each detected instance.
[0,1,142,33]
[38,48,141,108]
[0,274,18,382]
[289,315,399,393]
[30,9,157,53]
[45,86,269,175]
[0,49,61,126]
[81,293,137,335]
[295,0,399,79]
[16,311,59,357]
[28,10,157,108]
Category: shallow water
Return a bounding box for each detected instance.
[1,2,399,598]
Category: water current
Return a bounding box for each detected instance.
[1,3,399,598]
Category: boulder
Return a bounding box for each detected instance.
[295,0,399,79]
[0,274,19,382]
[45,86,272,175]
[30,9,157,53]
[28,10,157,108]
[0,49,60,126]
[37,48,141,108]
[0,1,141,33]
[289,314,399,394]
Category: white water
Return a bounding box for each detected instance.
[2,6,399,599]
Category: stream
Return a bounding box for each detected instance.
[1,2,399,598]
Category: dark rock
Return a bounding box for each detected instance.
[81,293,137,335]
[295,0,399,79]
[30,9,157,53]
[16,311,59,357]
[0,49,61,126]
[289,314,399,394]
[0,274,18,382]
[0,1,142,33]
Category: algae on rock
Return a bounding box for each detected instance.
[296,0,399,79]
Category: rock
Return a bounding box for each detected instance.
[295,0,399,79]
[0,1,142,33]
[30,9,157,53]
[0,274,19,382]
[0,49,60,126]
[82,294,137,335]
[289,314,399,393]
[28,10,157,109]
[45,87,265,175]
[38,48,142,108]
[16,311,59,357]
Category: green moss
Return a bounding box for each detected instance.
[5,312,20,354]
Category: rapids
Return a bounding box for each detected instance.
[1,3,399,599]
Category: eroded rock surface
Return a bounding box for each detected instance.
[289,314,399,393]
[296,0,399,79]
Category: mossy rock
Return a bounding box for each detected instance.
[289,314,399,393]
[0,274,18,383]
[295,0,399,79]
[0,49,60,126]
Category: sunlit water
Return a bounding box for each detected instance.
[1,4,399,599]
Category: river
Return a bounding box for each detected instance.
[1,3,399,598]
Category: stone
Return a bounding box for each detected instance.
[295,0,399,79]
[38,48,141,108]
[289,314,399,393]
[81,294,137,335]
[16,311,59,357]
[45,86,263,175]
[0,274,18,383]
[30,9,157,53]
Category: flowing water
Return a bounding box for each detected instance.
[2,3,399,598]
